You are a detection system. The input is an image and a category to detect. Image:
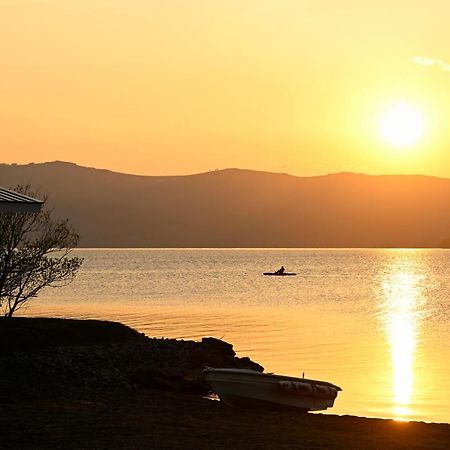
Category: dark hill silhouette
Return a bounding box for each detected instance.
[1,161,450,247]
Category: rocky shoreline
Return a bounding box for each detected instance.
[0,318,262,401]
[1,317,449,449]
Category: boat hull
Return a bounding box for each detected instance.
[263,273,297,276]
[216,393,309,411]
[204,369,340,411]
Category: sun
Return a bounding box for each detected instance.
[379,102,425,148]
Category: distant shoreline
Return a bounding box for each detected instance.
[71,247,450,250]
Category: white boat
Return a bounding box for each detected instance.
[204,368,341,411]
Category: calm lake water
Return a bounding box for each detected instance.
[23,249,450,423]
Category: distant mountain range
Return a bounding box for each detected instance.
[1,161,450,248]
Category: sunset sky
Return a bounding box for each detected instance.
[2,0,450,176]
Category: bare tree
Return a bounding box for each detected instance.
[0,186,83,317]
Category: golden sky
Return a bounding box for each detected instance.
[1,0,450,176]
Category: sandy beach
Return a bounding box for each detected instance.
[1,318,449,449]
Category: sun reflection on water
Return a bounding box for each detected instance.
[381,260,426,421]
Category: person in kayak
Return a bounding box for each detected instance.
[275,266,285,274]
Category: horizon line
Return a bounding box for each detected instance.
[1,160,448,181]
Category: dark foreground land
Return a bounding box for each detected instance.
[1,318,449,450]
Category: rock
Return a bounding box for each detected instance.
[237,357,264,372]
[201,337,235,356]
[132,367,207,394]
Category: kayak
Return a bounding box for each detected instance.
[263,272,297,276]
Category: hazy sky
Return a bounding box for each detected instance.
[2,0,450,176]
